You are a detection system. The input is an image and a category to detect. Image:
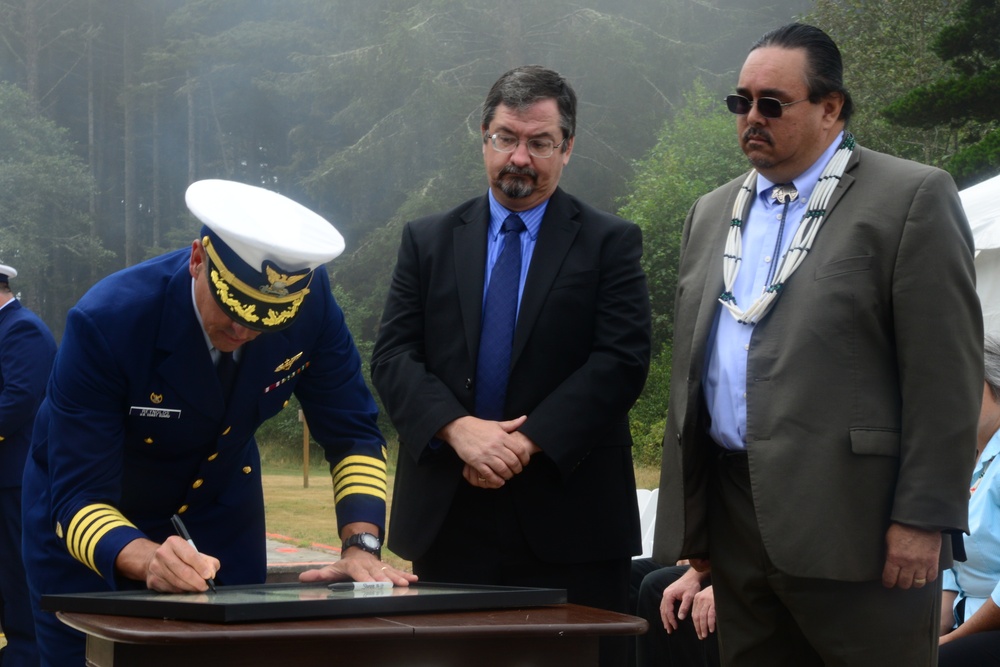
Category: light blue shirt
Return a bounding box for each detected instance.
[704,132,844,450]
[483,189,546,317]
[942,428,1000,628]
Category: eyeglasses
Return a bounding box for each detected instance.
[725,94,809,119]
[487,133,567,159]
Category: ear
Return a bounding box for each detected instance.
[561,136,575,165]
[189,239,205,279]
[821,92,845,128]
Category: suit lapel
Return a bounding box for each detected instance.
[821,147,859,222]
[512,189,579,367]
[455,197,489,364]
[155,268,221,419]
[687,182,740,382]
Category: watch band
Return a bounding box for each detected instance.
[342,532,382,558]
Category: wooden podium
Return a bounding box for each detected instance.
[58,603,647,667]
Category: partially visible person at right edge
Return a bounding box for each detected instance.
[654,22,982,666]
[940,336,1000,666]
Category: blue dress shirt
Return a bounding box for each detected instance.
[704,132,844,450]
[942,427,1000,628]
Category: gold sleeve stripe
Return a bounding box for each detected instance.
[331,457,387,502]
[332,456,386,486]
[66,504,136,575]
[333,468,387,491]
[333,481,388,502]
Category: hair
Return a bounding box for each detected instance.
[481,65,577,147]
[986,336,1000,402]
[751,23,854,123]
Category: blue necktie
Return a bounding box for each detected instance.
[475,214,525,420]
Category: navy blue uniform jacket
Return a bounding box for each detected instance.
[0,299,55,488]
[23,249,386,597]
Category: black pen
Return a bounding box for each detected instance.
[170,514,218,593]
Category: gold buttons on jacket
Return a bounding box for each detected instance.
[207,453,219,461]
[222,426,232,436]
[192,479,204,489]
[177,505,189,514]
[242,466,252,474]
[144,437,153,444]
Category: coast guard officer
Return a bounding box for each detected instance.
[22,180,414,666]
[0,264,55,667]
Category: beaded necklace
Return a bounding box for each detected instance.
[719,132,855,325]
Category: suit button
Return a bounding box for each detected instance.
[177,505,189,514]
[144,437,153,444]
[242,466,252,474]
[222,426,232,436]
[207,452,219,461]
[192,479,204,489]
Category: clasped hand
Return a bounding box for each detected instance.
[439,415,538,488]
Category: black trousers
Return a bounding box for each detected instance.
[415,482,631,667]
[629,558,720,667]
[940,630,1000,665]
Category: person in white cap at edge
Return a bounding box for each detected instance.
[0,264,56,667]
[21,179,415,666]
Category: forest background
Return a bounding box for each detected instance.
[1,0,997,467]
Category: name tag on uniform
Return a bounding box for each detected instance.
[129,406,181,419]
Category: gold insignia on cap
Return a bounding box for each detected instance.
[275,352,304,372]
[150,393,163,404]
[211,267,261,325]
[262,266,308,297]
[203,235,314,330]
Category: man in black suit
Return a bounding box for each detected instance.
[371,65,651,667]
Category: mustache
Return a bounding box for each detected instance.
[499,164,538,180]
[742,128,772,144]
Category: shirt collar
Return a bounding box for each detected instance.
[978,428,1000,475]
[487,189,546,241]
[756,131,845,205]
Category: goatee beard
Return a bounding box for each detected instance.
[496,165,537,199]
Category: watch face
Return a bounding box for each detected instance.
[360,533,380,549]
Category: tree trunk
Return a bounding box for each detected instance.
[123,8,137,266]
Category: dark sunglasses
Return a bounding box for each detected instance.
[725,94,809,119]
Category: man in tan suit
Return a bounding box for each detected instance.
[653,23,983,666]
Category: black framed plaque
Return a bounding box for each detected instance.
[41,582,567,623]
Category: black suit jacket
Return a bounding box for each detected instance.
[372,187,651,563]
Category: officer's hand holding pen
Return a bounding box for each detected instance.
[171,514,218,592]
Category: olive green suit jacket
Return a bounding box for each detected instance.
[654,146,983,581]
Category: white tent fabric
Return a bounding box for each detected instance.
[961,173,1000,336]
